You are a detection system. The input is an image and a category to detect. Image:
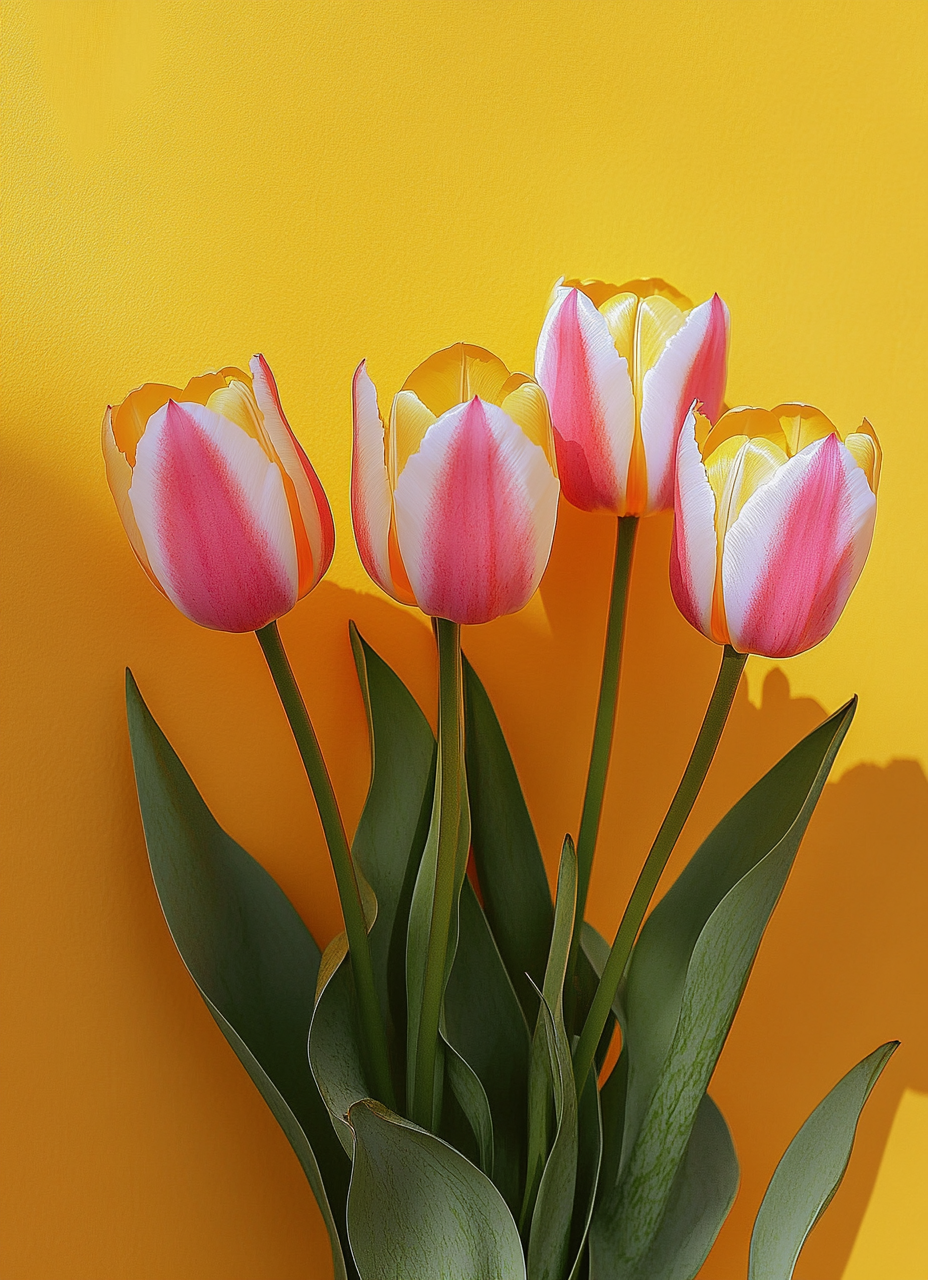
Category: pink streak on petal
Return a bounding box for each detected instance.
[669,406,718,639]
[151,400,296,631]
[641,293,730,512]
[725,433,874,657]
[398,398,554,625]
[536,288,630,513]
[251,353,335,585]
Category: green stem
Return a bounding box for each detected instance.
[576,515,639,920]
[567,515,638,1019]
[255,620,396,1110]
[572,643,748,1090]
[411,618,463,1129]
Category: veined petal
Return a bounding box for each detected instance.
[500,380,556,468]
[250,354,335,593]
[101,406,164,595]
[390,390,437,488]
[669,407,718,640]
[771,403,837,457]
[401,343,512,415]
[722,433,877,657]
[128,400,299,632]
[640,293,730,513]
[393,397,559,625]
[535,286,634,513]
[351,362,405,601]
[844,423,881,492]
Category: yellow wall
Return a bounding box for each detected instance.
[2,2,926,1276]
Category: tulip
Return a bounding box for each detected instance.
[351,343,560,626]
[671,403,880,658]
[535,277,730,516]
[103,355,335,632]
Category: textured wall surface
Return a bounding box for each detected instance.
[2,2,926,1277]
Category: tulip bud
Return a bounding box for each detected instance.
[351,344,560,625]
[536,278,729,517]
[102,355,335,632]
[671,403,880,657]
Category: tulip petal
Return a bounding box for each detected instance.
[402,344,513,417]
[390,390,438,487]
[351,362,406,602]
[101,406,165,595]
[535,287,634,513]
[722,434,877,657]
[669,407,718,640]
[394,397,559,625]
[129,400,299,632]
[250,354,335,592]
[640,294,730,512]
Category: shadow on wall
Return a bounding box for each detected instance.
[4,448,926,1280]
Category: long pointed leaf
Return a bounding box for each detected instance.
[748,1041,898,1280]
[592,700,856,1277]
[125,671,353,1278]
[464,656,553,1015]
[443,879,531,1212]
[350,624,436,1090]
[346,1100,526,1280]
[526,840,580,1280]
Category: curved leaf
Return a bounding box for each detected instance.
[464,656,553,1015]
[443,879,531,1211]
[125,671,352,1278]
[346,1100,526,1280]
[526,840,579,1280]
[567,1066,603,1280]
[309,954,371,1156]
[749,1041,898,1280]
[350,624,436,1088]
[592,700,856,1277]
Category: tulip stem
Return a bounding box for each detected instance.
[255,620,396,1111]
[411,618,464,1131]
[567,515,638,1021]
[572,643,748,1091]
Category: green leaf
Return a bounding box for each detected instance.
[346,1099,526,1280]
[749,1041,898,1280]
[464,656,553,1016]
[443,879,531,1212]
[125,671,353,1280]
[591,700,856,1278]
[567,1066,603,1280]
[597,1093,738,1280]
[526,839,580,1280]
[308,953,371,1157]
[350,624,436,1083]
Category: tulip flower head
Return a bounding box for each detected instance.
[536,278,730,517]
[671,403,880,658]
[352,344,560,625]
[103,356,335,632]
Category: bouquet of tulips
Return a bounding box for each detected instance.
[104,279,894,1280]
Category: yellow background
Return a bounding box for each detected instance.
[2,2,926,1276]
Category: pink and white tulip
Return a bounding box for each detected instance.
[102,356,335,632]
[351,344,560,625]
[535,278,730,516]
[671,403,881,657]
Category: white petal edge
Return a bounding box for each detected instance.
[671,406,717,637]
[351,362,399,599]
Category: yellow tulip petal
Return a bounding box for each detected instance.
[562,277,624,310]
[702,407,785,460]
[616,277,693,309]
[112,369,238,464]
[101,406,164,593]
[599,292,638,363]
[636,294,689,377]
[389,390,437,486]
[500,381,556,468]
[401,343,512,415]
[844,428,881,493]
[772,403,837,456]
[707,434,788,541]
[206,379,276,458]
